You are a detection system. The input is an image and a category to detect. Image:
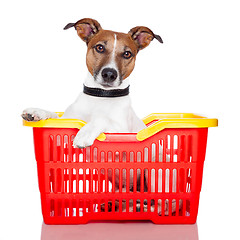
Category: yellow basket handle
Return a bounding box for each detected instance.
[136,113,218,141]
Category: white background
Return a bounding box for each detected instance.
[0,0,239,239]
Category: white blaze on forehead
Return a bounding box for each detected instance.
[112,33,117,59]
[109,33,117,67]
[105,33,118,69]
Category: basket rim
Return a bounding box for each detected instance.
[22,112,218,141]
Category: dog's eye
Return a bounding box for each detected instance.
[123,51,132,59]
[95,44,105,53]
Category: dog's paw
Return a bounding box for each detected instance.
[73,129,95,148]
[21,108,54,122]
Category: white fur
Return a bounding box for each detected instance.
[22,71,145,148]
[62,72,145,148]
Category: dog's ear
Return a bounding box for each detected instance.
[128,26,163,50]
[64,18,102,44]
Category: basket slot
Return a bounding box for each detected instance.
[107,151,113,162]
[88,168,92,193]
[169,135,174,162]
[179,199,183,216]
[50,199,54,217]
[86,168,90,193]
[186,168,192,193]
[173,135,178,162]
[122,152,127,162]
[145,169,149,193]
[151,144,156,162]
[162,168,166,193]
[162,139,167,162]
[129,169,133,192]
[126,199,130,213]
[115,200,119,212]
[165,199,169,216]
[172,199,176,216]
[119,168,122,193]
[100,151,105,163]
[114,169,119,192]
[172,169,177,193]
[165,169,170,193]
[49,168,54,193]
[151,199,155,213]
[125,169,129,193]
[82,168,86,193]
[78,169,83,193]
[137,169,142,192]
[122,169,126,193]
[150,169,155,192]
[49,135,54,162]
[158,169,163,193]
[112,168,115,193]
[169,169,173,193]
[105,168,109,192]
[101,171,106,193]
[157,199,162,216]
[137,151,142,163]
[130,152,134,162]
[93,200,98,213]
[144,148,148,162]
[155,168,158,193]
[187,135,193,162]
[186,199,191,216]
[108,169,113,193]
[75,168,79,193]
[114,151,120,162]
[52,135,61,162]
[135,199,139,212]
[63,135,68,162]
[100,199,104,212]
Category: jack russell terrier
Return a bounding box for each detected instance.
[22,18,163,148]
[22,18,166,213]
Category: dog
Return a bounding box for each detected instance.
[22,18,166,213]
[22,18,162,148]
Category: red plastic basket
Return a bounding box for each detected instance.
[24,113,217,224]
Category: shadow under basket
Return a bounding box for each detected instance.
[23,113,218,224]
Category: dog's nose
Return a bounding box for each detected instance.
[101,68,118,82]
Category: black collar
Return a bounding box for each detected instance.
[83,85,130,98]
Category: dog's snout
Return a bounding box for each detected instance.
[101,68,118,82]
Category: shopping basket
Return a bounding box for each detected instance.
[23,113,218,224]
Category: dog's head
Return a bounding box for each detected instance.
[64,18,163,88]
